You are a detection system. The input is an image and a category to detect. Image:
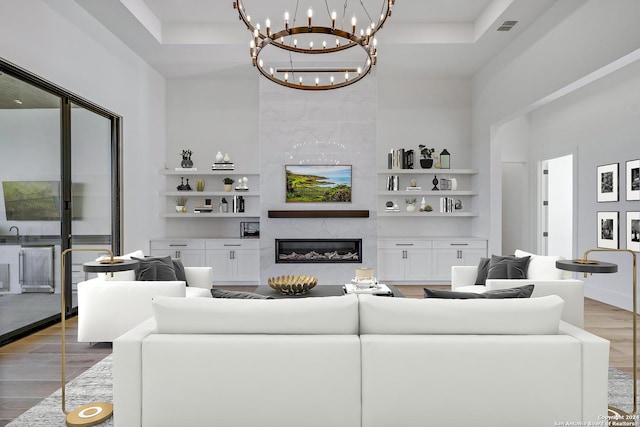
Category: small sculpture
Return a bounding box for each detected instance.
[432,175,439,191]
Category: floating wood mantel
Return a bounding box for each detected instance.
[268,210,370,218]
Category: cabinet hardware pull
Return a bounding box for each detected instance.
[169,244,188,247]
[396,243,414,246]
[450,243,468,246]
[224,244,242,247]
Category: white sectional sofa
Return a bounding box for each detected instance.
[113,293,609,427]
[451,249,585,327]
[77,266,212,343]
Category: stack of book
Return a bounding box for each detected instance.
[386,175,400,191]
[387,149,414,169]
[211,162,235,170]
[439,197,456,213]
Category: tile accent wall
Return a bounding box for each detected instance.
[259,75,378,285]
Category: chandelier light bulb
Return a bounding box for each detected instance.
[265,18,271,37]
[351,15,357,34]
[322,40,327,49]
[345,71,349,81]
[307,8,312,27]
[284,10,289,30]
[309,41,313,49]
[284,72,289,82]
[315,76,319,86]
[330,75,335,84]
[293,39,297,48]
[336,38,340,47]
[249,39,255,57]
[270,67,274,76]
[357,67,362,75]
[246,14,250,22]
[258,59,263,68]
[331,10,337,28]
[299,76,303,85]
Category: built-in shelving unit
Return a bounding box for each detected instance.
[377,168,478,217]
[160,169,260,218]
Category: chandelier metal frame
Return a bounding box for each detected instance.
[233,0,395,90]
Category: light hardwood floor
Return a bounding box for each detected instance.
[0,286,636,426]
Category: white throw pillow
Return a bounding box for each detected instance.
[358,294,564,335]
[514,249,566,280]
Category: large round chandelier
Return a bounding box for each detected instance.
[233,0,395,91]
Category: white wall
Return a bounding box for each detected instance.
[0,0,166,254]
[474,0,640,310]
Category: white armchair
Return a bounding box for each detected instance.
[77,266,212,342]
[451,250,585,328]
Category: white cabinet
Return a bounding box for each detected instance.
[205,239,259,284]
[431,240,487,281]
[378,239,432,282]
[150,240,206,267]
[150,239,260,284]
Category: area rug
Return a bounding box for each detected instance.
[6,356,638,426]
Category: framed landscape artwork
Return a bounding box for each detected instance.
[627,211,640,252]
[285,165,352,203]
[626,159,640,201]
[597,211,619,249]
[597,163,619,202]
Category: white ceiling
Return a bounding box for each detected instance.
[74,0,565,78]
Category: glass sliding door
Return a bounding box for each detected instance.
[0,70,63,341]
[69,103,114,310]
[0,59,122,344]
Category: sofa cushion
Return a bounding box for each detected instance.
[487,255,531,280]
[474,257,491,285]
[358,294,564,335]
[132,255,178,282]
[210,288,273,299]
[424,284,534,299]
[152,294,359,334]
[514,249,568,280]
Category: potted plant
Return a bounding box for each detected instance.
[223,177,234,192]
[180,149,193,168]
[405,198,417,212]
[175,196,188,213]
[418,145,435,169]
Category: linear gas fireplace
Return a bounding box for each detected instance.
[275,239,362,264]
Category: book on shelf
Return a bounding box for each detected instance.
[439,197,458,213]
[211,163,235,170]
[175,167,197,171]
[343,283,393,296]
[387,149,414,170]
[406,186,422,191]
[386,175,400,191]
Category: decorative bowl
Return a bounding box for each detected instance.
[267,275,318,295]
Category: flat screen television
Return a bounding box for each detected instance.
[285,165,352,203]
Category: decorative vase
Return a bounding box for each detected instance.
[406,204,417,212]
[195,178,205,192]
[181,159,193,168]
[420,159,433,169]
[223,153,231,162]
[224,184,232,192]
[215,151,224,162]
[175,206,186,213]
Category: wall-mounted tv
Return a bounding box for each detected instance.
[285,165,352,203]
[2,181,61,221]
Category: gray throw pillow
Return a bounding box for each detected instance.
[210,288,273,299]
[423,284,535,299]
[486,255,531,280]
[474,257,491,285]
[132,256,178,281]
[171,258,188,286]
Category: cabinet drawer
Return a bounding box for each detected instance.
[151,240,206,250]
[432,240,486,250]
[205,239,259,250]
[378,240,431,250]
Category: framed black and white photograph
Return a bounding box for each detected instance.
[627,211,640,252]
[597,211,619,249]
[597,163,619,202]
[626,159,640,201]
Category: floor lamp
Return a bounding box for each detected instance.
[60,248,138,427]
[556,248,637,417]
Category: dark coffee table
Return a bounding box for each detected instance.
[253,284,402,299]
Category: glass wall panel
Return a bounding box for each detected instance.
[0,71,63,341]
